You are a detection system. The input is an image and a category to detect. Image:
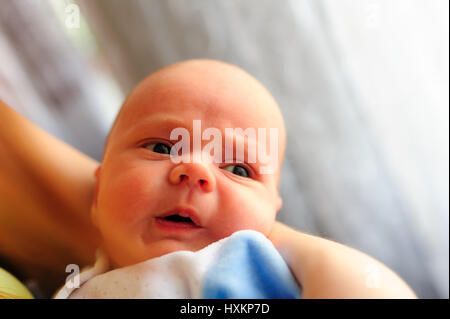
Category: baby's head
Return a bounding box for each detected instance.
[91,59,286,267]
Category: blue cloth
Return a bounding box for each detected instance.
[202,230,302,298]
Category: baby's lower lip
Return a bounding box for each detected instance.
[154,217,202,231]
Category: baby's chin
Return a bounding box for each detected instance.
[162,237,215,252]
[118,238,215,266]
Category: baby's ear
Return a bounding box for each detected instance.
[275,194,282,212]
[91,165,102,227]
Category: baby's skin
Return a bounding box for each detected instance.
[0,60,417,298]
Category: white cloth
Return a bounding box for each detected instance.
[53,230,301,299]
[54,234,229,298]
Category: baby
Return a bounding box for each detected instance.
[0,59,417,298]
[52,59,295,298]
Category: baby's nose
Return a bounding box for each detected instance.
[169,163,215,192]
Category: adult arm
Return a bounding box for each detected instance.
[269,221,417,298]
[0,99,100,292]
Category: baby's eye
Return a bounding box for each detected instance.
[143,142,171,154]
[222,165,250,178]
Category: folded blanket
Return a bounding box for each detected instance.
[54,230,301,299]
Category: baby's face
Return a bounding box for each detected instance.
[92,60,286,267]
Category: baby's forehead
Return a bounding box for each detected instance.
[106,60,286,161]
[121,76,281,129]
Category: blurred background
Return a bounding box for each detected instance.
[0,0,448,298]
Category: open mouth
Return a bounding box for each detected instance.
[161,214,195,225]
[155,209,201,230]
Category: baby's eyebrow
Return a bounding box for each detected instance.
[125,114,188,139]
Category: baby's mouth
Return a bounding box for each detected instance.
[155,215,201,229]
[159,214,195,225]
[155,207,202,229]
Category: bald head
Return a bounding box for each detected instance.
[104,59,286,181]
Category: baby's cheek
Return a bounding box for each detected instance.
[213,194,275,237]
[100,170,160,225]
